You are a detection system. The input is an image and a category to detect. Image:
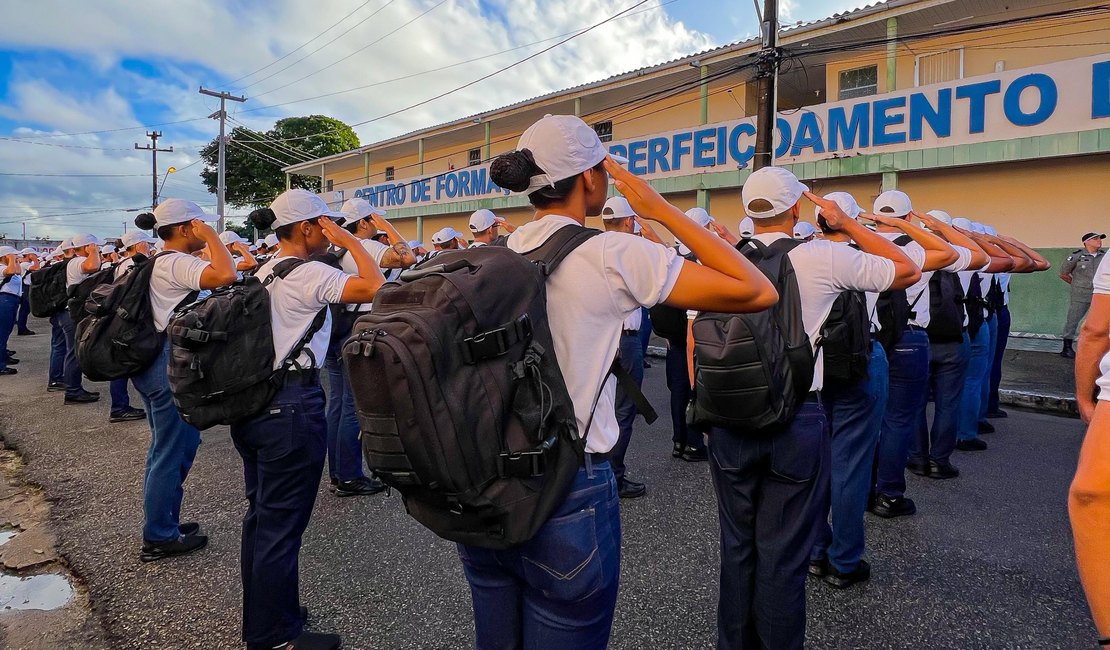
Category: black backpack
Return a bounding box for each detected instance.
[963,272,986,339]
[820,289,871,384]
[75,253,171,382]
[986,275,1005,315]
[926,270,966,343]
[67,264,118,323]
[690,238,814,432]
[166,259,327,431]
[28,262,70,318]
[343,226,616,549]
[649,251,696,345]
[875,235,913,352]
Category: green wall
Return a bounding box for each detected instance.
[1008,248,1078,336]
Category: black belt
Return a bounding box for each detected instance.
[621,329,639,336]
[285,368,320,385]
[586,452,610,464]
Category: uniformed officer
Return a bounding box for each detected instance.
[1059,232,1106,358]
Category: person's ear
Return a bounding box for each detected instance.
[583,168,601,194]
[791,203,801,222]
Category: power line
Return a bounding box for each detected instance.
[0,171,147,177]
[231,140,301,168]
[225,116,317,162]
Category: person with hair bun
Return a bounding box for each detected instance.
[457,114,777,649]
[234,189,386,650]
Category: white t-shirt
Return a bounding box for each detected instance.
[623,308,642,332]
[1092,255,1110,401]
[1,269,22,297]
[255,256,350,371]
[114,256,136,280]
[149,252,211,333]
[863,233,929,332]
[20,261,32,286]
[998,272,1011,306]
[907,245,975,329]
[469,241,488,248]
[751,233,896,391]
[66,257,90,288]
[507,216,683,454]
[339,238,390,313]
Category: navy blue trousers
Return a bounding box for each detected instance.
[611,332,644,484]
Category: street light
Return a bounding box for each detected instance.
[155,166,177,205]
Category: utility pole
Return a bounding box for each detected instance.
[134,131,173,210]
[753,0,779,170]
[199,87,247,231]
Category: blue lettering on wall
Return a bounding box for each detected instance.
[828,103,870,151]
[1094,61,1110,119]
[627,140,648,175]
[1004,73,1058,127]
[693,128,717,167]
[775,117,792,158]
[671,132,692,171]
[909,88,952,141]
[728,123,756,167]
[647,137,670,174]
[956,80,1002,134]
[789,111,825,156]
[873,96,907,146]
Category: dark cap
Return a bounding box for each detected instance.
[1082,232,1106,243]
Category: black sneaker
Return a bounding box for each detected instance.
[64,392,100,404]
[956,438,988,452]
[986,409,1008,419]
[977,420,995,434]
[109,407,146,423]
[824,559,871,589]
[139,534,208,563]
[47,382,65,392]
[334,477,386,497]
[906,459,930,477]
[0,368,16,376]
[869,495,917,518]
[671,442,685,458]
[808,557,829,578]
[16,329,36,336]
[328,477,338,493]
[618,479,646,499]
[681,446,708,462]
[179,522,201,536]
[927,460,960,479]
[5,357,18,365]
[259,631,343,650]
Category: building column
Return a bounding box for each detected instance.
[418,138,425,175]
[882,171,899,191]
[484,121,491,161]
[698,64,710,210]
[285,173,291,191]
[886,17,898,92]
[363,152,370,184]
[416,216,424,243]
[320,164,326,192]
[574,97,582,117]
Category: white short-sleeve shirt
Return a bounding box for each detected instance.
[1,269,22,297]
[751,233,896,391]
[66,257,90,288]
[1093,255,1110,401]
[255,256,350,371]
[339,238,389,313]
[507,216,683,454]
[149,252,212,333]
[20,262,32,286]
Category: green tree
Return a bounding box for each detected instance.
[225,220,256,241]
[200,115,360,209]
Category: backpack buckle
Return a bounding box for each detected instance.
[497,449,546,479]
[462,316,531,364]
[183,328,210,343]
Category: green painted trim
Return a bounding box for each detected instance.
[886,18,897,92]
[483,122,491,161]
[416,215,423,243]
[574,97,581,117]
[418,139,425,174]
[285,173,291,191]
[882,171,898,191]
[362,152,370,184]
[697,188,709,211]
[700,65,709,125]
[377,129,1110,220]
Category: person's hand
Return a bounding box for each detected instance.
[911,210,943,231]
[859,212,902,228]
[709,221,739,245]
[230,241,250,256]
[1079,398,1096,424]
[805,191,850,230]
[190,219,218,239]
[320,217,360,250]
[495,217,517,233]
[368,211,390,232]
[603,156,673,222]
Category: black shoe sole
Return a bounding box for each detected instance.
[334,484,387,497]
[109,413,146,423]
[139,537,208,563]
[16,332,36,336]
[870,506,916,519]
[618,489,646,499]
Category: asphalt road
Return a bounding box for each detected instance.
[0,320,1096,649]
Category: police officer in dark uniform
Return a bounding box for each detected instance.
[1060,232,1106,358]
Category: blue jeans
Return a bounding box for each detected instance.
[638,307,652,358]
[611,332,644,484]
[989,306,1011,413]
[958,325,991,442]
[110,378,133,414]
[814,343,888,573]
[665,343,704,450]
[979,315,998,423]
[57,310,86,397]
[710,400,830,650]
[324,338,364,482]
[0,294,17,371]
[16,292,31,333]
[49,313,65,384]
[911,335,970,464]
[876,329,929,499]
[132,342,202,542]
[231,379,327,648]
[458,462,621,650]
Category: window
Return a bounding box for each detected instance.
[385,166,395,181]
[325,179,333,192]
[838,65,878,100]
[468,148,481,167]
[593,120,613,143]
[915,48,964,86]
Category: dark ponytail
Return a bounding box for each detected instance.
[134,212,156,230]
[248,207,277,232]
[491,149,580,209]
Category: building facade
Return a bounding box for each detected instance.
[284,0,1110,338]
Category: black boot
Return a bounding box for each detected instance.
[1060,338,1075,359]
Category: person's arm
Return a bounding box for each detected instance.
[231,242,257,271]
[918,215,990,270]
[495,218,518,234]
[709,221,740,246]
[981,234,1034,272]
[605,157,777,313]
[27,257,41,272]
[320,218,386,303]
[1077,294,1110,422]
[809,193,920,289]
[2,254,18,278]
[959,229,1014,273]
[634,217,666,245]
[869,212,959,271]
[1001,236,1051,271]
[370,213,417,268]
[1069,397,1110,639]
[195,220,238,288]
[80,250,101,273]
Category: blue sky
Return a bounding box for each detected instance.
[0,0,865,239]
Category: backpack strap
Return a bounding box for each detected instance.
[265,258,329,371]
[893,234,914,246]
[610,359,658,424]
[520,224,601,276]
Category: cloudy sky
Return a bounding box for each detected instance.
[0,0,867,240]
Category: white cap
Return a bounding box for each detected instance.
[685,207,714,227]
[339,197,386,221]
[984,225,998,236]
[738,217,755,237]
[742,167,807,219]
[970,222,988,234]
[249,244,258,253]
[255,239,266,248]
[0,246,18,257]
[431,227,463,245]
[50,246,64,257]
[408,240,424,249]
[264,234,279,248]
[218,230,247,246]
[952,217,974,230]
[633,221,642,235]
[873,190,913,218]
[468,209,499,232]
[270,189,345,229]
[793,222,818,240]
[927,210,953,225]
[19,248,37,256]
[120,231,157,249]
[514,114,627,194]
[69,233,106,249]
[601,197,636,220]
[153,198,218,229]
[100,244,117,255]
[59,236,76,250]
[815,192,863,222]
